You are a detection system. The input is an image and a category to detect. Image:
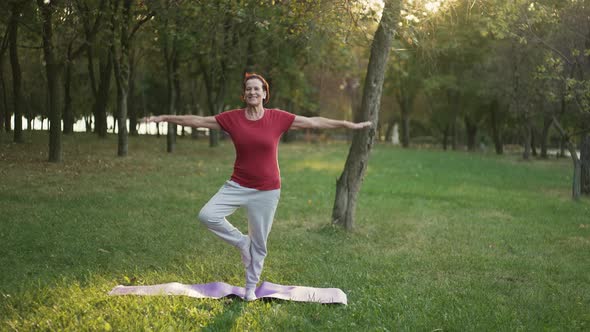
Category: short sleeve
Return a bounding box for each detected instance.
[273,109,296,133]
[215,110,236,133]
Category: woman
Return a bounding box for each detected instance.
[144,73,370,301]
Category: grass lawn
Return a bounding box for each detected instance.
[1,131,589,331]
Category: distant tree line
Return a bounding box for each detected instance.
[0,0,587,198]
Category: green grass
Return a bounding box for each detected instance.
[1,131,589,331]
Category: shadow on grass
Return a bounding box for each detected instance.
[201,297,245,331]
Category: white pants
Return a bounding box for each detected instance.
[198,180,280,289]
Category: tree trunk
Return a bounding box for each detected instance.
[112,0,131,157]
[489,99,503,154]
[384,119,394,143]
[332,0,399,230]
[446,89,460,151]
[559,136,566,158]
[553,117,581,200]
[63,42,74,134]
[282,99,296,143]
[197,8,232,148]
[85,116,92,132]
[87,44,98,101]
[0,54,8,133]
[165,41,177,153]
[174,54,183,140]
[243,36,255,76]
[9,3,23,143]
[451,118,458,150]
[94,52,112,138]
[567,143,582,199]
[581,134,590,195]
[401,101,410,148]
[114,62,128,157]
[79,0,108,135]
[540,114,552,159]
[442,124,449,150]
[557,95,566,158]
[86,44,99,134]
[140,64,149,135]
[201,76,222,146]
[531,126,537,157]
[174,56,182,118]
[63,65,74,134]
[209,127,220,146]
[522,117,532,160]
[465,116,478,151]
[189,69,200,140]
[38,0,61,162]
[345,77,361,142]
[128,49,138,136]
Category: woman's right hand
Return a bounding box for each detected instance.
[141,115,165,123]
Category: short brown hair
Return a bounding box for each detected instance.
[242,73,270,105]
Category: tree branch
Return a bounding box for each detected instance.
[90,0,108,37]
[129,11,155,41]
[552,116,569,140]
[571,129,590,137]
[522,13,572,66]
[18,44,43,49]
[0,29,8,55]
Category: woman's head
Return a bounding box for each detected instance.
[242,73,270,106]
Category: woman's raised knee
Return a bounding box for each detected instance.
[199,206,227,227]
[198,207,214,225]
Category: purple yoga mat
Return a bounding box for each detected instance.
[109,281,347,304]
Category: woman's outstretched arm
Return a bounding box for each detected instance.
[141,115,220,130]
[289,115,371,130]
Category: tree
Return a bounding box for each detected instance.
[582,135,590,194]
[162,2,179,152]
[193,1,238,148]
[0,19,10,134]
[111,0,152,156]
[111,0,131,156]
[517,0,590,198]
[387,41,422,148]
[332,0,400,230]
[60,0,107,134]
[37,0,61,162]
[148,0,196,150]
[75,0,112,138]
[8,1,26,143]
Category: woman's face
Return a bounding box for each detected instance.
[244,78,266,107]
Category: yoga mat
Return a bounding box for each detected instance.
[109,281,347,305]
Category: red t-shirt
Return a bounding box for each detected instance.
[215,108,296,190]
